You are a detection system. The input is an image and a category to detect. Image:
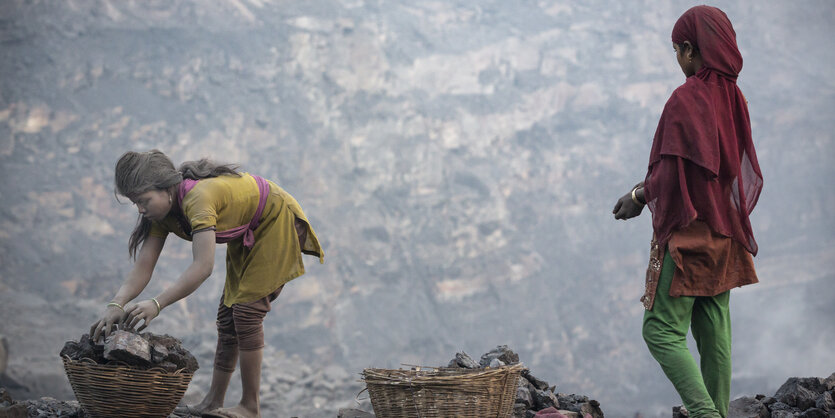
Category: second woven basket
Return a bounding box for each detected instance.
[362,363,524,418]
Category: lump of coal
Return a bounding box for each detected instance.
[727,396,769,418]
[775,378,822,410]
[447,351,479,369]
[58,333,103,361]
[59,331,198,374]
[104,330,151,365]
[478,345,519,368]
[522,369,551,391]
[144,333,199,374]
[532,388,560,411]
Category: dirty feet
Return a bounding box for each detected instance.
[203,404,260,418]
[173,399,223,417]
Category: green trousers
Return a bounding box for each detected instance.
[642,251,731,418]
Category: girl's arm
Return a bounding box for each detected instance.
[124,229,216,331]
[111,235,166,306]
[90,235,165,341]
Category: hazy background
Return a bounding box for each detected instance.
[1,0,833,416]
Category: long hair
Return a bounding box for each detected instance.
[114,150,240,259]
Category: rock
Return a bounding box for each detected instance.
[771,411,800,418]
[489,358,506,368]
[578,400,603,418]
[0,388,12,406]
[337,408,375,418]
[17,397,83,417]
[512,402,528,418]
[59,334,103,361]
[798,408,827,418]
[0,403,27,418]
[447,351,479,369]
[104,330,152,365]
[522,369,551,391]
[151,344,169,363]
[775,378,820,410]
[824,373,835,391]
[531,387,560,410]
[61,332,197,373]
[815,391,833,410]
[557,393,590,412]
[478,345,519,367]
[770,402,797,411]
[516,382,533,409]
[761,396,777,406]
[672,405,689,417]
[728,396,769,418]
[145,334,199,373]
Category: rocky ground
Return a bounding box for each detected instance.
[2,339,832,417]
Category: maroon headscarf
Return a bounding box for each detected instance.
[644,5,763,255]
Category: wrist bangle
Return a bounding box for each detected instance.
[631,187,645,206]
[151,298,162,315]
[107,302,124,312]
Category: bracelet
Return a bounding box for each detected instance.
[151,298,162,316]
[106,302,125,312]
[631,186,645,206]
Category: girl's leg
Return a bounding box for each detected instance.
[237,348,263,414]
[691,291,732,417]
[194,299,239,411]
[214,286,282,418]
[642,251,721,418]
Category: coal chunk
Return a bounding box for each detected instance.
[59,334,103,361]
[531,387,560,410]
[145,333,199,374]
[59,331,198,373]
[522,369,550,391]
[775,378,821,410]
[728,396,769,418]
[104,330,151,365]
[511,403,528,418]
[447,351,478,369]
[798,408,828,418]
[516,382,533,409]
[478,345,519,367]
[815,391,833,411]
[579,400,604,418]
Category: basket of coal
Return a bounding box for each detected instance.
[362,362,524,418]
[60,330,198,418]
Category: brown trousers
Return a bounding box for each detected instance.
[214,285,283,372]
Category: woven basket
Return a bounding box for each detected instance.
[362,363,524,418]
[62,356,193,418]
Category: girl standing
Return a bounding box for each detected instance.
[612,6,762,417]
[90,150,323,418]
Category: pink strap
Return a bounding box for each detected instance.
[177,174,270,249]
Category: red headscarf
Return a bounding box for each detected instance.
[644,5,763,255]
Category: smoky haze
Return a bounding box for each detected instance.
[0,0,833,417]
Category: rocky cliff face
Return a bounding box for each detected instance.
[1,1,834,417]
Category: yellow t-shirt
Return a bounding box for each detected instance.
[149,173,323,306]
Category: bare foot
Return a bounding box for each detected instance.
[204,404,260,418]
[189,398,223,413]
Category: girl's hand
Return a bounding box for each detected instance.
[613,190,645,220]
[90,305,127,342]
[122,299,161,332]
